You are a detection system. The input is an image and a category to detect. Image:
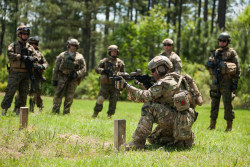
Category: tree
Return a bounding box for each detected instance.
[217,0,227,30]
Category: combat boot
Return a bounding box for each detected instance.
[125,140,145,151]
[29,98,34,112]
[208,119,216,130]
[92,111,99,118]
[92,103,103,118]
[225,120,233,132]
[1,109,7,116]
[14,107,20,115]
[107,113,113,118]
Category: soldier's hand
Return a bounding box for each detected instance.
[52,80,58,86]
[115,76,128,90]
[34,64,44,70]
[101,69,110,75]
[71,72,78,79]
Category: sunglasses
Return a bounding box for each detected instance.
[70,45,78,47]
[163,43,172,46]
[219,39,227,43]
[21,32,29,35]
[30,42,38,45]
[151,69,156,73]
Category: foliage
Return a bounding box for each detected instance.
[0,95,249,166]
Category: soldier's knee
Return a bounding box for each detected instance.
[97,96,105,104]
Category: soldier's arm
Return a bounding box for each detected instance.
[231,50,241,79]
[173,54,182,74]
[126,84,163,103]
[120,60,125,72]
[7,43,21,61]
[76,56,87,78]
[40,53,49,69]
[52,55,62,81]
[95,59,105,74]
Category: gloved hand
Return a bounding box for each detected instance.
[22,56,38,63]
[101,69,111,75]
[71,72,78,79]
[52,80,58,86]
[34,64,44,70]
[115,76,128,90]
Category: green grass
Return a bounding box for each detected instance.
[0,94,249,166]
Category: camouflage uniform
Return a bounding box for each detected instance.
[126,73,195,148]
[209,47,241,121]
[52,51,86,114]
[1,41,37,114]
[93,57,125,116]
[159,51,182,74]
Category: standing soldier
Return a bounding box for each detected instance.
[52,39,86,114]
[160,38,182,74]
[206,32,241,131]
[1,25,38,115]
[92,45,125,118]
[28,36,48,112]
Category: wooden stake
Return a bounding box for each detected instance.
[114,119,126,151]
[19,107,28,130]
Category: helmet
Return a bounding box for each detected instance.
[162,38,174,45]
[108,45,119,55]
[148,55,173,71]
[67,38,80,48]
[218,32,231,42]
[16,25,30,36]
[28,36,39,44]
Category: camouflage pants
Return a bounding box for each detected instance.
[132,102,195,147]
[94,84,119,115]
[210,78,235,121]
[15,77,43,109]
[52,77,78,114]
[1,71,30,110]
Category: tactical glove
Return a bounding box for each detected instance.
[115,76,128,90]
[34,64,44,70]
[101,69,111,75]
[52,80,58,86]
[71,72,78,79]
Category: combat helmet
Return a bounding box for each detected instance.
[108,45,119,55]
[67,38,80,48]
[218,32,231,43]
[28,36,39,45]
[162,38,174,45]
[148,55,173,71]
[17,25,30,36]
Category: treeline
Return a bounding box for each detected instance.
[0,0,249,107]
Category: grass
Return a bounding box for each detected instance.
[0,94,249,166]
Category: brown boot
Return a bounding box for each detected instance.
[208,119,216,130]
[225,120,233,132]
[92,111,99,118]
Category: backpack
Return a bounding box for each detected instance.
[171,73,203,109]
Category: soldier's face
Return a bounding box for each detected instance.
[151,68,160,81]
[110,50,117,57]
[163,43,173,52]
[218,39,228,48]
[20,31,29,41]
[69,45,77,52]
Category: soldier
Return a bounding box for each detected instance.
[28,36,49,112]
[160,38,182,74]
[92,45,125,118]
[206,32,241,131]
[115,56,196,149]
[1,25,38,115]
[52,38,86,114]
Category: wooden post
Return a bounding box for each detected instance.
[19,107,28,130]
[114,119,126,151]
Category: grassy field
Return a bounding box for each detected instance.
[0,94,249,167]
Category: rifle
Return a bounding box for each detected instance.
[110,69,154,89]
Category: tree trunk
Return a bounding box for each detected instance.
[91,10,97,70]
[0,2,7,55]
[211,0,216,33]
[203,0,208,22]
[130,0,133,22]
[198,0,201,18]
[167,0,171,34]
[217,0,227,30]
[177,0,182,55]
[102,4,110,58]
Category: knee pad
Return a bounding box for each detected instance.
[97,96,105,104]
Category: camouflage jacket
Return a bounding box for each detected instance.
[208,47,241,79]
[52,51,86,81]
[160,51,182,74]
[95,57,125,74]
[7,41,38,72]
[34,49,49,70]
[127,72,185,107]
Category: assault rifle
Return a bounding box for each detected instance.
[110,69,154,89]
[21,48,46,82]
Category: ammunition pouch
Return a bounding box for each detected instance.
[60,59,76,71]
[173,91,190,112]
[221,62,236,76]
